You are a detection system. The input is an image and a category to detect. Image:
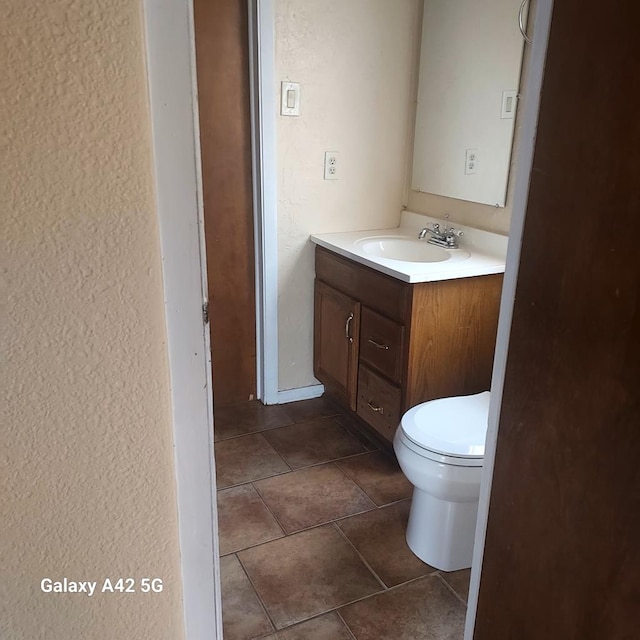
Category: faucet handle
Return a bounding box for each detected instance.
[444,225,463,237]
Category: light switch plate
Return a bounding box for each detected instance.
[501,91,517,119]
[281,82,300,116]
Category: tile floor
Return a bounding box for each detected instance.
[215,397,470,640]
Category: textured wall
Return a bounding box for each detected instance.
[2,1,184,638]
[275,0,421,390]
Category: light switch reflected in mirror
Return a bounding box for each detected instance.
[411,0,527,207]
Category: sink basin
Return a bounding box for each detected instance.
[356,236,470,264]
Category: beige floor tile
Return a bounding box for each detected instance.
[215,433,290,488]
[254,463,375,533]
[337,451,413,505]
[280,396,341,423]
[264,418,366,469]
[262,612,353,640]
[339,575,466,640]
[214,401,294,441]
[332,412,379,451]
[238,525,382,629]
[337,500,436,587]
[217,484,285,555]
[440,569,471,602]
[220,554,274,640]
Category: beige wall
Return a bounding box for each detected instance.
[275,0,421,390]
[3,1,184,638]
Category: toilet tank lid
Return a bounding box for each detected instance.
[401,392,491,458]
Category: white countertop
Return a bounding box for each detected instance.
[310,211,508,284]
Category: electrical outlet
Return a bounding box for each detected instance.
[324,151,339,180]
[465,149,478,175]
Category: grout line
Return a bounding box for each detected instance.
[329,415,374,449]
[217,465,294,491]
[224,472,411,551]
[261,431,296,470]
[335,609,359,640]
[332,416,383,452]
[235,552,279,633]
[250,481,293,537]
[436,572,468,607]
[214,421,296,442]
[273,452,369,473]
[332,523,388,591]
[279,499,377,537]
[299,572,441,627]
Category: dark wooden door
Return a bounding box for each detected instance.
[194,0,256,406]
[314,281,360,410]
[474,1,640,638]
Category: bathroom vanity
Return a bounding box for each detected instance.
[311,213,507,444]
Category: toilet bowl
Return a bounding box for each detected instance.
[393,391,490,572]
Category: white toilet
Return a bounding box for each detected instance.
[393,391,490,572]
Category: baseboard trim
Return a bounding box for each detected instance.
[274,384,325,405]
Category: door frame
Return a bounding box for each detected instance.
[247,0,279,405]
[142,1,222,638]
[464,1,554,635]
[248,0,325,405]
[142,0,553,638]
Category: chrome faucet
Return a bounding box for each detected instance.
[418,223,464,249]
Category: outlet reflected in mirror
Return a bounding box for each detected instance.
[411,0,526,207]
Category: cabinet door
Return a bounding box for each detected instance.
[314,281,360,410]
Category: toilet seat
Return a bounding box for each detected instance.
[399,391,490,467]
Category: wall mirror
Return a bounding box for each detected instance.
[411,0,526,207]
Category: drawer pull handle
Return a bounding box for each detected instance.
[368,337,390,350]
[367,401,384,414]
[345,312,354,343]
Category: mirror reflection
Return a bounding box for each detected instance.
[411,0,526,207]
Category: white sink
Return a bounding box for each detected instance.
[356,236,470,264]
[310,211,508,283]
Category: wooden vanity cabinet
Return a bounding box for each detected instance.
[313,246,503,444]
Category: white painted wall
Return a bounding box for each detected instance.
[275,0,422,391]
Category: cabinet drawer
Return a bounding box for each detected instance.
[359,308,404,384]
[315,247,409,322]
[356,366,402,442]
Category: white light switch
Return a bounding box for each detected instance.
[501,91,517,119]
[281,82,300,116]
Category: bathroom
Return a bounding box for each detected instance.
[206,0,532,638]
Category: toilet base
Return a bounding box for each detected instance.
[406,487,479,572]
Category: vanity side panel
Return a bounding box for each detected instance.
[404,274,503,409]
